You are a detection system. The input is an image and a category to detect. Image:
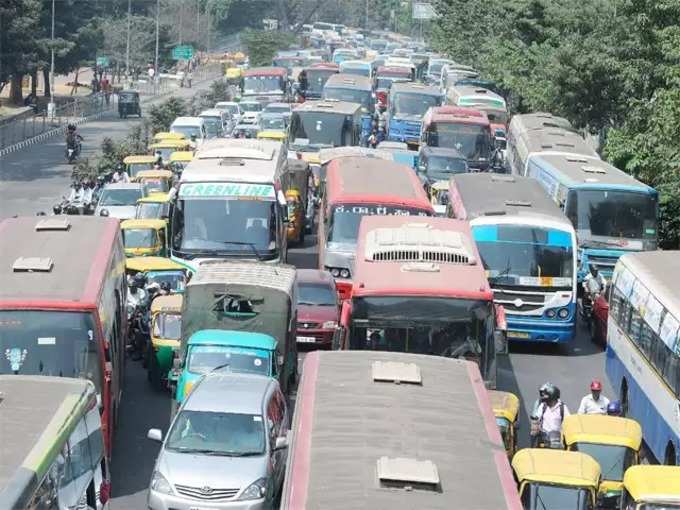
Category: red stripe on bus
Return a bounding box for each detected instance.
[82,220,119,304]
[494,449,523,510]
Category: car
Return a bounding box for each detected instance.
[95,182,145,220]
[215,101,242,125]
[232,123,260,139]
[239,100,264,125]
[295,269,340,349]
[199,109,231,138]
[262,102,292,122]
[147,371,289,510]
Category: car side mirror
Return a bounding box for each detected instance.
[274,435,289,451]
[147,428,163,442]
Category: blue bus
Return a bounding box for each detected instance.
[449,173,578,343]
[387,82,442,147]
[606,252,680,465]
[526,154,658,282]
[322,73,374,145]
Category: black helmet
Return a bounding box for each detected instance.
[132,272,147,288]
[67,123,76,131]
[160,281,172,293]
[539,382,559,401]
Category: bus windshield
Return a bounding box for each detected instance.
[566,189,657,244]
[0,311,101,389]
[392,92,440,118]
[243,75,284,94]
[305,70,336,94]
[323,87,372,111]
[290,112,354,149]
[428,122,492,164]
[172,198,278,259]
[475,226,573,286]
[328,204,431,245]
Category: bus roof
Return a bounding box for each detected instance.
[195,138,283,161]
[531,154,655,191]
[281,351,521,510]
[390,81,441,97]
[293,100,362,115]
[189,260,296,295]
[0,376,95,507]
[179,158,281,184]
[376,65,412,76]
[450,85,506,108]
[450,173,572,226]
[423,105,490,126]
[0,216,119,308]
[325,156,433,210]
[243,66,287,77]
[324,73,372,91]
[352,216,492,301]
[509,112,575,132]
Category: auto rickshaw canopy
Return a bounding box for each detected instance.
[135,169,174,181]
[120,218,167,232]
[623,465,680,503]
[169,151,194,163]
[226,67,243,79]
[489,390,520,423]
[148,140,192,151]
[151,293,183,315]
[562,415,642,451]
[137,192,172,204]
[512,448,601,489]
[125,256,184,273]
[124,155,156,165]
[153,131,187,142]
[257,130,287,141]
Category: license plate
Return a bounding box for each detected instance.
[297,336,317,343]
[507,331,530,339]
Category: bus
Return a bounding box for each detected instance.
[296,63,339,101]
[387,82,442,147]
[240,66,289,104]
[606,251,680,465]
[0,376,110,509]
[322,74,375,144]
[374,65,413,109]
[448,173,578,343]
[281,351,522,509]
[170,139,290,272]
[505,112,599,176]
[289,100,363,157]
[447,85,508,136]
[421,105,496,171]
[526,155,658,281]
[0,216,126,455]
[337,215,507,388]
[318,156,434,299]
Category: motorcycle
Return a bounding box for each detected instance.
[65,140,82,164]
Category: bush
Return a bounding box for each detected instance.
[146,96,188,134]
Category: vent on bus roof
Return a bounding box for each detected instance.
[372,361,422,384]
[474,88,488,93]
[566,157,589,163]
[13,257,54,272]
[555,142,576,148]
[219,158,246,166]
[582,165,606,174]
[505,200,531,207]
[377,457,440,492]
[492,175,515,183]
[35,217,70,231]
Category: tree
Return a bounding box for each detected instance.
[241,29,295,66]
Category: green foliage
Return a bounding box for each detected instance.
[241,29,296,67]
[146,96,188,134]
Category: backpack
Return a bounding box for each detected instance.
[539,401,564,424]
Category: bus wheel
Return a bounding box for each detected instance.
[620,379,629,417]
[665,443,677,465]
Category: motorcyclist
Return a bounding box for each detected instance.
[531,383,570,448]
[606,400,623,416]
[67,181,84,204]
[112,164,130,183]
[65,124,84,153]
[127,273,149,359]
[583,264,607,299]
[153,154,164,170]
[81,179,95,208]
[577,379,610,414]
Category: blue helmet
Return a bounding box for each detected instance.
[607,400,622,416]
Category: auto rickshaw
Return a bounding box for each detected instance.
[169,151,194,173]
[620,465,680,509]
[152,131,187,143]
[489,390,520,458]
[135,192,172,220]
[562,414,642,508]
[512,449,601,510]
[125,257,187,293]
[123,155,155,180]
[120,219,168,258]
[148,139,192,163]
[286,189,305,244]
[118,90,141,118]
[256,130,287,142]
[148,294,183,390]
[226,66,243,85]
[134,169,174,194]
[288,159,312,231]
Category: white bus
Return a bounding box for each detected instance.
[170,139,290,272]
[606,251,680,465]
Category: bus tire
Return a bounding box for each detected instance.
[665,443,677,466]
[620,379,629,417]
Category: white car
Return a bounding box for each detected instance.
[239,100,264,125]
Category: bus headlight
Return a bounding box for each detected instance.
[558,308,570,319]
[326,266,340,277]
[546,309,557,318]
[340,268,350,278]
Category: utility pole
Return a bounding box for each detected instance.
[154,0,160,92]
[365,0,369,30]
[179,2,184,44]
[48,0,55,117]
[196,0,201,46]
[125,0,132,79]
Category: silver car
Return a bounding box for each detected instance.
[94,182,145,220]
[147,372,289,510]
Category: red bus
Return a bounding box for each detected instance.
[241,66,289,103]
[281,351,522,510]
[335,215,507,388]
[0,216,127,455]
[421,105,495,171]
[318,156,434,299]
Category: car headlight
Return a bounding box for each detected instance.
[558,308,570,319]
[150,471,173,495]
[546,309,557,318]
[238,477,267,501]
[322,321,337,329]
[339,268,350,279]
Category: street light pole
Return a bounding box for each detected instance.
[154,0,160,92]
[125,0,132,80]
[48,0,55,117]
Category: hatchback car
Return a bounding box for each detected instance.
[295,269,340,348]
[147,372,289,510]
[95,182,145,220]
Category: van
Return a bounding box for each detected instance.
[199,109,230,138]
[170,116,207,145]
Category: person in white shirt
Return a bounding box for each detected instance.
[578,379,610,414]
[531,383,570,447]
[67,182,84,203]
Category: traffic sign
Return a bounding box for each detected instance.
[96,56,110,67]
[412,2,437,19]
[172,45,194,61]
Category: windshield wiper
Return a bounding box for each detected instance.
[220,451,263,457]
[211,363,231,372]
[218,240,263,261]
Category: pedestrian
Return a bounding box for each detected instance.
[577,379,610,414]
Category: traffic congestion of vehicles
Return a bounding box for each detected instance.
[2,14,680,510]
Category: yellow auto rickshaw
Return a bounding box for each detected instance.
[152,131,187,143]
[562,414,642,507]
[226,66,243,84]
[125,257,186,293]
[148,139,192,162]
[512,449,601,510]
[120,219,168,258]
[135,169,174,194]
[257,130,287,142]
[621,465,680,509]
[169,150,194,173]
[148,293,183,390]
[123,155,156,179]
[136,192,172,220]
[286,189,305,244]
[489,390,520,458]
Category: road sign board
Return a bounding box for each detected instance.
[412,2,437,19]
[96,56,110,67]
[172,45,194,61]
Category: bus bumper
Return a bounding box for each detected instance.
[506,316,575,343]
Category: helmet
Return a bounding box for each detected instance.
[132,272,147,288]
[67,123,76,131]
[540,382,559,401]
[607,400,622,416]
[160,281,172,293]
[590,379,602,391]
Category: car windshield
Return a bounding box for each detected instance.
[201,117,221,137]
[341,66,370,77]
[243,75,284,94]
[260,116,286,130]
[136,202,168,219]
[573,443,633,482]
[187,345,271,376]
[428,122,491,162]
[567,190,657,241]
[166,411,266,456]
[392,92,440,117]
[328,204,431,244]
[639,505,680,509]
[426,155,468,179]
[153,313,181,340]
[323,87,372,111]
[298,282,336,306]
[524,483,591,510]
[99,189,142,206]
[123,228,157,249]
[240,102,263,113]
[0,311,101,390]
[290,111,353,148]
[172,126,201,139]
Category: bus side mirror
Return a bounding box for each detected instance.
[494,329,508,355]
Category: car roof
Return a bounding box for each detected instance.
[172,116,203,125]
[199,109,224,116]
[185,372,276,414]
[264,102,291,109]
[103,182,143,190]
